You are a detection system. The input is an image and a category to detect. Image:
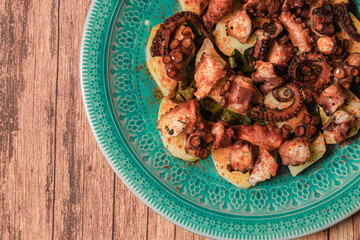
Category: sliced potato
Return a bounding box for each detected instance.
[288,133,326,176]
[213,13,256,56]
[158,98,199,161]
[211,147,252,189]
[196,38,222,64]
[320,90,360,144]
[178,0,208,15]
[146,25,178,98]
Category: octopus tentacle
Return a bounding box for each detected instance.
[150,11,210,57]
[272,87,294,102]
[250,83,304,122]
[334,3,360,43]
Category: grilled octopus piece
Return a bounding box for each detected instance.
[227,141,254,173]
[334,3,360,43]
[157,99,201,137]
[289,52,333,102]
[279,138,310,166]
[265,35,296,70]
[322,110,356,144]
[248,148,279,186]
[294,113,320,142]
[235,122,290,152]
[249,20,283,67]
[251,61,286,94]
[226,10,253,44]
[244,0,283,18]
[203,0,234,28]
[194,52,228,100]
[185,121,214,159]
[250,83,304,123]
[316,84,347,115]
[317,36,349,58]
[219,75,257,116]
[279,11,313,52]
[311,4,334,36]
[151,12,210,57]
[211,121,236,149]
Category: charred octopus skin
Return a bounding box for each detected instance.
[249,20,283,67]
[203,0,234,28]
[311,4,334,36]
[211,121,236,149]
[151,12,210,57]
[227,141,254,173]
[289,52,333,102]
[185,122,214,159]
[316,84,347,115]
[219,75,257,116]
[334,3,360,43]
[322,110,356,144]
[235,122,290,152]
[244,0,283,18]
[279,138,311,166]
[294,113,320,142]
[250,83,304,123]
[162,27,196,81]
[279,11,313,52]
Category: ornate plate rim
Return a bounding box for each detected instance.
[79,0,360,239]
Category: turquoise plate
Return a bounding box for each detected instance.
[80,0,360,239]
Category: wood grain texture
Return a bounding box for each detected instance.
[0,0,359,239]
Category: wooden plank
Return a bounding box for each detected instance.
[175,226,210,240]
[0,0,58,239]
[329,217,353,240]
[53,0,110,239]
[113,178,148,239]
[354,212,360,240]
[148,208,175,240]
[81,132,114,240]
[297,230,328,240]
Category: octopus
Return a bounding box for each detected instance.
[251,61,286,94]
[322,110,356,144]
[194,52,228,100]
[227,141,254,173]
[294,113,320,142]
[316,84,347,115]
[265,35,295,70]
[243,0,283,18]
[311,4,334,36]
[211,121,236,149]
[289,52,333,102]
[203,0,234,28]
[333,62,360,89]
[235,122,290,152]
[334,3,360,43]
[249,20,283,67]
[317,36,349,58]
[157,99,201,137]
[219,74,257,116]
[250,83,304,122]
[344,53,360,84]
[248,148,278,186]
[226,10,252,44]
[279,138,311,166]
[279,11,313,52]
[185,121,214,158]
[162,27,196,81]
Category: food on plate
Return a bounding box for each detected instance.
[146,0,360,188]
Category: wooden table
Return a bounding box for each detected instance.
[1,0,359,239]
